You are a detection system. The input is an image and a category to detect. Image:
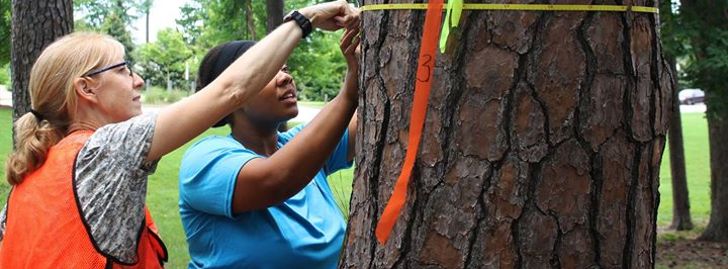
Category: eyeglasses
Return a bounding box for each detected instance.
[82,61,131,77]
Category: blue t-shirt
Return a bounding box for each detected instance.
[178,124,351,269]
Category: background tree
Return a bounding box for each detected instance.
[141,0,153,43]
[677,0,728,242]
[133,28,193,89]
[177,1,204,46]
[659,0,692,231]
[341,1,671,268]
[176,0,349,102]
[11,0,73,123]
[266,0,284,34]
[0,0,10,65]
[74,0,139,61]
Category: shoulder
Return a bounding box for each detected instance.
[180,135,256,171]
[184,135,241,157]
[92,113,157,139]
[278,123,306,144]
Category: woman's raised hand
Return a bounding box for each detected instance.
[340,26,361,71]
[300,0,360,31]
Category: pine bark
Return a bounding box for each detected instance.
[10,0,72,123]
[341,0,671,268]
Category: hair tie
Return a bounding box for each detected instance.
[29,109,44,121]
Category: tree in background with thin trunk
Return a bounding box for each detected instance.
[678,0,728,243]
[659,0,692,231]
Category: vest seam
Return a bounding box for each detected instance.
[72,145,140,266]
[147,226,169,265]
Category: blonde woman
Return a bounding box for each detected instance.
[0,1,358,267]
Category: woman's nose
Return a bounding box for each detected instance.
[132,72,145,89]
[277,71,293,86]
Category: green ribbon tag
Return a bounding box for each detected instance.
[439,0,463,53]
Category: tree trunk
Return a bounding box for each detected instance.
[266,0,284,34]
[266,0,287,132]
[666,58,692,231]
[245,0,256,40]
[341,1,671,268]
[145,10,150,43]
[10,0,72,123]
[699,99,728,242]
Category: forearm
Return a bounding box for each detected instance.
[212,22,304,108]
[266,90,358,201]
[147,21,304,161]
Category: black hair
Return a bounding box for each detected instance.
[196,40,256,127]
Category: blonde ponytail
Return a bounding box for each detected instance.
[6,112,65,184]
[4,32,124,185]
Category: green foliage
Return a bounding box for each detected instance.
[133,29,194,87]
[142,86,188,104]
[289,30,348,101]
[662,1,728,114]
[0,0,11,65]
[176,1,204,45]
[176,0,353,101]
[74,0,142,61]
[74,0,139,28]
[0,63,9,86]
[177,0,265,49]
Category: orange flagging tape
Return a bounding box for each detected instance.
[374,0,444,244]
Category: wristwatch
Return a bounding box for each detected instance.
[283,10,312,39]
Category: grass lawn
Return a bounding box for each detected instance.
[297,101,327,109]
[0,107,711,266]
[658,113,711,226]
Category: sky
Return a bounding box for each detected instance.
[130,0,193,44]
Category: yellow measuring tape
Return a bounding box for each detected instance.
[362,3,658,52]
[361,3,659,13]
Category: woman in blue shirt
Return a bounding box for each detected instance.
[178,10,360,269]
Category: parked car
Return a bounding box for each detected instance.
[678,88,705,105]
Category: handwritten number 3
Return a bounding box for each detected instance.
[416,54,433,82]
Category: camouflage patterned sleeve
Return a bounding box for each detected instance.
[73,112,159,264]
[0,203,6,242]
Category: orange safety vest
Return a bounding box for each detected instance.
[0,130,168,268]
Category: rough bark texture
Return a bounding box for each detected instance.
[666,59,692,231]
[699,100,728,242]
[341,0,671,268]
[10,0,72,123]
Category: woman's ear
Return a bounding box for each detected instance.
[73,77,99,104]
